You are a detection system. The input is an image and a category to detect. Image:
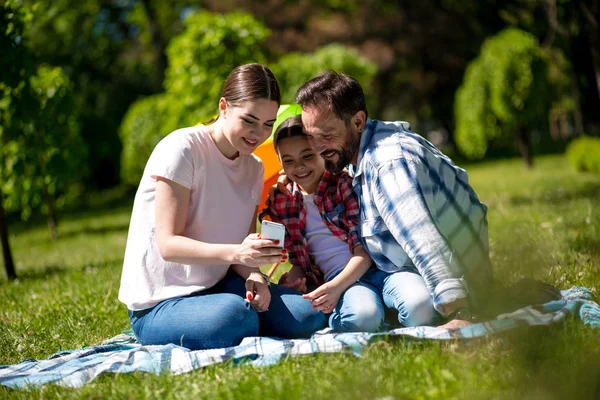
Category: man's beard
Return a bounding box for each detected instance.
[323,129,360,173]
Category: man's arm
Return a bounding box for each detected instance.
[370,158,469,316]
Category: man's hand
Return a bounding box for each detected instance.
[245,273,271,312]
[437,319,472,330]
[267,173,291,203]
[279,272,308,293]
[302,282,343,314]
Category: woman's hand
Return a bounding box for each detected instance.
[235,233,287,268]
[279,272,308,293]
[245,273,271,312]
[302,282,343,314]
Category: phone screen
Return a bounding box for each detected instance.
[260,220,285,248]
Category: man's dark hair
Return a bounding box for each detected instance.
[294,71,368,122]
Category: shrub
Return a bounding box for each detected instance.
[120,11,270,186]
[566,136,600,174]
[272,44,377,106]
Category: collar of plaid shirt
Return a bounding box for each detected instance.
[266,170,361,286]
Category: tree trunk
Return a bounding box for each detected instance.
[515,128,534,168]
[580,1,600,105]
[0,192,17,280]
[141,0,168,82]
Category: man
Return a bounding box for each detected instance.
[293,71,494,329]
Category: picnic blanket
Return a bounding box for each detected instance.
[1,286,598,390]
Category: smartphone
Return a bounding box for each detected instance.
[260,220,285,248]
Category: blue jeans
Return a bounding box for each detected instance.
[360,266,439,327]
[328,281,385,332]
[129,270,326,350]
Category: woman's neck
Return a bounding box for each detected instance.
[205,119,239,160]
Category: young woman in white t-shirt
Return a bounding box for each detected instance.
[118,64,326,350]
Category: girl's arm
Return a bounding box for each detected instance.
[302,244,371,312]
[155,177,282,267]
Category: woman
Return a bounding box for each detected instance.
[118,64,326,350]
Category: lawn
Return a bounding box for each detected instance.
[1,154,599,399]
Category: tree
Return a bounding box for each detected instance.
[454,28,570,166]
[0,0,34,280]
[19,0,194,189]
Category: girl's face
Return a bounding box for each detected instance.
[220,98,279,158]
[277,135,326,194]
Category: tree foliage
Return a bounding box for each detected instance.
[454,28,570,162]
[1,65,85,235]
[120,11,270,186]
[271,43,377,105]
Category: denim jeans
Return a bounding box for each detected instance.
[328,281,385,332]
[129,270,326,350]
[360,266,440,327]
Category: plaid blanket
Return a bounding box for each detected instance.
[1,286,598,390]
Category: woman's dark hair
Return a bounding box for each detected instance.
[222,63,281,107]
[294,70,367,122]
[273,115,304,152]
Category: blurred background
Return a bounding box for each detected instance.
[1,0,599,278]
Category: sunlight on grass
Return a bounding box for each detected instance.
[1,155,599,399]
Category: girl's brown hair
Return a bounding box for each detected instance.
[222,63,281,107]
[272,114,304,152]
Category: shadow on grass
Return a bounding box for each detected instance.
[6,186,136,235]
[495,322,600,399]
[4,258,122,283]
[510,182,600,206]
[56,223,130,239]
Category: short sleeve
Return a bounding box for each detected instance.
[146,130,195,189]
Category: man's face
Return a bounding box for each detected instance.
[301,106,361,173]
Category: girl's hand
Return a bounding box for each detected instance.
[279,272,308,293]
[235,234,288,268]
[302,282,342,314]
[245,273,271,312]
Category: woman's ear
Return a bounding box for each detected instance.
[218,98,228,119]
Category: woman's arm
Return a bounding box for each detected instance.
[302,244,372,312]
[155,177,283,267]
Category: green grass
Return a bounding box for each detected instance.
[1,155,600,399]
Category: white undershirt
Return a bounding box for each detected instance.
[303,193,351,281]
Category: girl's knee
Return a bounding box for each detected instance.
[399,293,437,327]
[332,302,384,332]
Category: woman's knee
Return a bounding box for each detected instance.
[132,293,260,349]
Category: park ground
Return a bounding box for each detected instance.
[1,154,599,399]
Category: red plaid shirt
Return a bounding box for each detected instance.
[261,170,361,286]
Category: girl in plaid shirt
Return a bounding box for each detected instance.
[261,115,384,332]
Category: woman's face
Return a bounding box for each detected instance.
[277,135,326,194]
[220,98,279,157]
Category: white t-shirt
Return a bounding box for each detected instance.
[118,125,264,310]
[303,194,351,282]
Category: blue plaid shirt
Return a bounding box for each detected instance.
[351,119,493,315]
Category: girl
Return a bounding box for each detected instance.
[261,115,384,332]
[118,64,326,350]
